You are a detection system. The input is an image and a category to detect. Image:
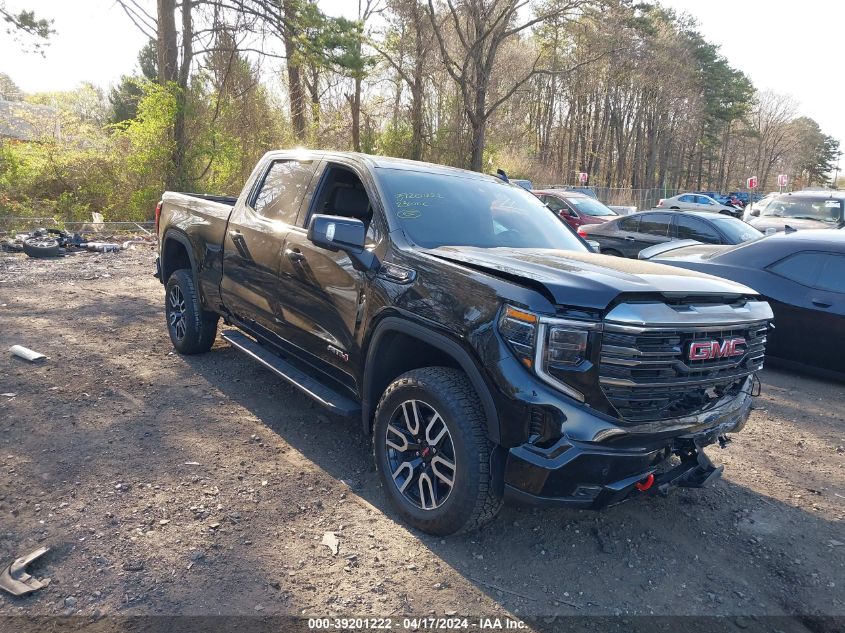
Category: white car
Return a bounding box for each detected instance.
[657,193,742,218]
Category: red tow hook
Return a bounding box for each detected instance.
[634,473,655,492]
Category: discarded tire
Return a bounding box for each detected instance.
[22,237,61,258]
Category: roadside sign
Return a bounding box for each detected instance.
[777,174,788,187]
[578,172,588,184]
[747,176,758,189]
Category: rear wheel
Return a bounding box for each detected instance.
[373,367,502,535]
[602,248,623,257]
[165,269,218,354]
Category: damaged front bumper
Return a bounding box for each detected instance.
[502,385,753,509]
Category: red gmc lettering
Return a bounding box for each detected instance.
[688,337,746,361]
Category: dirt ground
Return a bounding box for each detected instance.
[0,244,843,631]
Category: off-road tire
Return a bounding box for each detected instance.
[165,269,218,354]
[373,367,502,535]
[23,237,61,258]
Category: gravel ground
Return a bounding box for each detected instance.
[0,246,843,632]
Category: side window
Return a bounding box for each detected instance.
[678,195,694,203]
[639,213,671,237]
[814,254,845,293]
[619,215,640,232]
[309,164,378,242]
[676,216,721,244]
[768,252,823,287]
[545,196,566,212]
[251,160,315,224]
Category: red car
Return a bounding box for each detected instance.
[532,190,618,230]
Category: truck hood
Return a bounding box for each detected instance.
[425,246,756,310]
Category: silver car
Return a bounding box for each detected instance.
[657,193,742,217]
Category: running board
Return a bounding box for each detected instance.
[221,330,361,417]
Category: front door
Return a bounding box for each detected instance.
[275,162,384,392]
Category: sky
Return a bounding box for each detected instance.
[1,0,843,156]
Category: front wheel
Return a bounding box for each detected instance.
[164,269,218,354]
[373,367,502,535]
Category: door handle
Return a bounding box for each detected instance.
[811,299,832,308]
[285,248,306,263]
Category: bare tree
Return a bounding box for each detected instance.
[426,0,585,171]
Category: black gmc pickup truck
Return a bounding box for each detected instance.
[155,150,773,535]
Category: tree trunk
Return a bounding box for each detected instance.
[282,0,306,140]
[156,0,178,84]
[170,0,192,190]
[351,76,362,152]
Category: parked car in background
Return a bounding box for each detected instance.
[728,192,763,206]
[533,189,618,230]
[656,193,742,217]
[744,192,778,221]
[746,191,845,232]
[579,210,762,257]
[640,230,845,378]
[693,191,728,204]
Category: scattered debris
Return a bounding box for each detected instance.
[321,531,340,556]
[1,226,153,259]
[121,561,145,572]
[9,345,46,363]
[184,461,201,466]
[830,539,844,547]
[1,393,16,398]
[0,546,51,597]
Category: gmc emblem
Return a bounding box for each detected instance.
[688,337,746,361]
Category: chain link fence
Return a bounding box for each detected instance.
[0,216,154,234]
[589,187,683,211]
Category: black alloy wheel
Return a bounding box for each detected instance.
[384,399,457,510]
[168,284,188,342]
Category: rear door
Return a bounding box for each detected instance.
[764,252,825,363]
[598,214,640,256]
[803,253,845,370]
[631,212,673,256]
[221,156,319,341]
[675,194,696,209]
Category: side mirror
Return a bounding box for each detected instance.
[750,209,760,217]
[586,239,601,253]
[307,214,377,272]
[308,214,366,253]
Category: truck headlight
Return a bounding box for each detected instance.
[498,305,593,401]
[545,327,588,366]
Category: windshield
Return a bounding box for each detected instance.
[568,197,617,216]
[761,196,843,223]
[709,216,763,242]
[377,168,588,251]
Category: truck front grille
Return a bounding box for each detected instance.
[599,321,768,423]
